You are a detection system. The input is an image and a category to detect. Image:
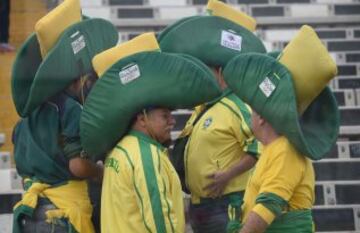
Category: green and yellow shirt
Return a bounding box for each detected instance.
[242,136,315,228]
[185,91,261,204]
[101,130,185,233]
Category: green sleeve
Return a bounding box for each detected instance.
[61,98,82,159]
[255,192,288,218]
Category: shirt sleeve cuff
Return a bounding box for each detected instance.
[252,203,276,225]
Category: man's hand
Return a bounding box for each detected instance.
[239,211,268,233]
[203,154,257,198]
[203,171,232,198]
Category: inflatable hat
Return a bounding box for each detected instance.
[158,0,266,68]
[11,0,118,117]
[80,32,222,160]
[224,25,339,160]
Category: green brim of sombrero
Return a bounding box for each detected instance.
[81,51,222,160]
[223,53,339,160]
[11,33,42,116]
[11,18,118,117]
[159,15,266,68]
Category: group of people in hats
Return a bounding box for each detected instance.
[10,0,339,233]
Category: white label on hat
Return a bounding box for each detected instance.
[259,77,276,97]
[119,64,141,85]
[71,35,86,54]
[221,30,242,51]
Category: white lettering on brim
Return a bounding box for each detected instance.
[221,30,242,51]
[119,64,141,85]
[71,35,86,54]
[259,77,276,97]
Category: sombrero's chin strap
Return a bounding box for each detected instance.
[79,75,87,105]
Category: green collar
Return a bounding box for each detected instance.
[129,130,165,150]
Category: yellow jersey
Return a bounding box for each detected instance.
[185,92,261,204]
[101,130,185,233]
[242,136,315,225]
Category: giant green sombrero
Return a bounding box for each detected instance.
[80,33,222,160]
[224,25,340,160]
[11,0,118,117]
[158,0,266,67]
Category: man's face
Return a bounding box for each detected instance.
[145,108,176,144]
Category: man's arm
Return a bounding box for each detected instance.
[69,157,103,182]
[204,154,257,198]
[240,211,268,233]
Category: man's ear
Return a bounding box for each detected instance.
[137,113,147,127]
[258,115,266,126]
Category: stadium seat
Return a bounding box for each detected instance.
[81,7,112,20]
[313,206,360,232]
[108,0,143,5]
[149,0,187,7]
[333,89,356,106]
[324,141,360,159]
[314,159,360,181]
[158,6,200,20]
[328,40,360,52]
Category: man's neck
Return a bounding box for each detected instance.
[132,125,150,137]
[258,126,280,146]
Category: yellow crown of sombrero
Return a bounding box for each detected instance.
[93,32,160,77]
[279,25,337,114]
[206,0,256,32]
[35,0,82,57]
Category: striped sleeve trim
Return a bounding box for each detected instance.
[138,140,167,233]
[252,203,276,224]
[156,148,175,233]
[243,141,261,158]
[255,192,289,218]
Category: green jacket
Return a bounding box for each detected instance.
[13,93,82,185]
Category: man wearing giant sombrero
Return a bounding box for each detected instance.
[10,0,118,232]
[223,25,339,232]
[79,32,221,233]
[158,1,265,232]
